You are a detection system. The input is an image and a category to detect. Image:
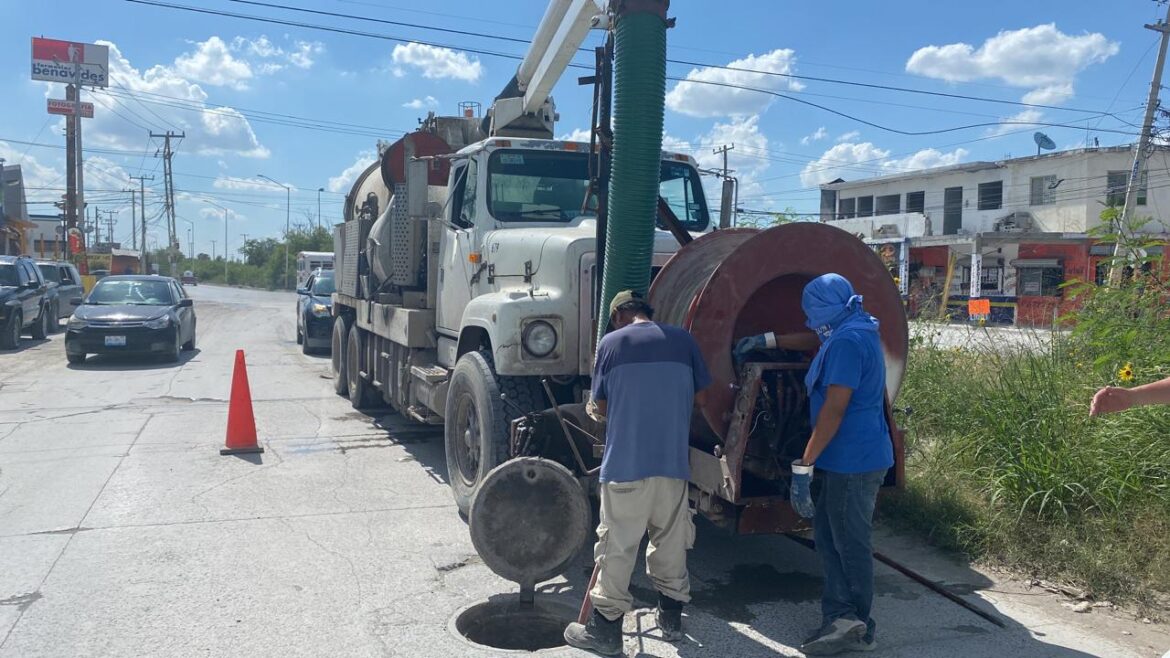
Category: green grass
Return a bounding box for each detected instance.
[884,304,1170,610]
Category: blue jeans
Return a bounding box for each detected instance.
[814,468,887,640]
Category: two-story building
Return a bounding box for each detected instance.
[818,145,1170,326]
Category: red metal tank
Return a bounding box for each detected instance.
[380,130,454,187]
[649,222,909,442]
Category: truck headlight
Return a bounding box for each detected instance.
[522,320,557,358]
[144,316,171,330]
[67,316,87,330]
[311,303,331,317]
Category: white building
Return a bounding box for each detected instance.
[817,146,1170,326]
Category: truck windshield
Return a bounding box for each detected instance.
[0,264,18,287]
[486,149,710,231]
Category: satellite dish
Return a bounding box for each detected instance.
[1034,132,1056,155]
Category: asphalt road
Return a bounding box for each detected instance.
[0,285,1164,657]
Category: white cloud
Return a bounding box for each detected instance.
[328,151,376,194]
[79,40,269,159]
[800,126,828,146]
[403,96,440,110]
[799,141,969,187]
[836,130,861,143]
[558,128,592,142]
[174,36,253,90]
[1021,83,1074,106]
[989,109,1045,137]
[906,25,1118,88]
[213,176,296,192]
[665,49,804,118]
[231,35,325,72]
[0,142,62,204]
[664,115,773,206]
[391,43,482,82]
[883,147,968,173]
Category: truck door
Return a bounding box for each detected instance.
[437,160,478,335]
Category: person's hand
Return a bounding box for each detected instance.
[789,461,815,519]
[734,333,775,360]
[1090,386,1135,417]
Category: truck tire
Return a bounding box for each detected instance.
[0,312,20,350]
[47,302,61,334]
[31,305,49,340]
[346,326,379,408]
[331,315,351,396]
[443,350,545,516]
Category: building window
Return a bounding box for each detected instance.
[905,191,925,214]
[838,197,856,220]
[1106,171,1147,206]
[1030,175,1056,206]
[1018,267,1063,296]
[856,196,874,217]
[980,266,1003,293]
[875,194,900,215]
[977,181,1003,210]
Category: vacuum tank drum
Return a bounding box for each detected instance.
[649,222,909,443]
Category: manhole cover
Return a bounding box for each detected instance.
[468,457,590,588]
[450,596,576,652]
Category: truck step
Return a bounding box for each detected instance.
[406,405,443,425]
[410,365,448,384]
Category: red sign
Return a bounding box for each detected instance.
[47,99,94,118]
[31,37,109,88]
[968,298,991,316]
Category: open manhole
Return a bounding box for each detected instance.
[451,596,577,652]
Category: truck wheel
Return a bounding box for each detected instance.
[331,315,351,396]
[0,312,20,350]
[443,350,545,516]
[48,303,61,334]
[31,306,49,340]
[346,326,379,408]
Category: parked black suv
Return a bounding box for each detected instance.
[0,255,56,350]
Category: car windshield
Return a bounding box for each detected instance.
[312,273,335,295]
[38,265,61,283]
[0,264,17,287]
[485,149,709,231]
[88,279,175,305]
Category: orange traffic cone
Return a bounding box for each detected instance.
[220,349,264,455]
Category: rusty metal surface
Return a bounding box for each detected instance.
[380,131,453,187]
[468,458,590,588]
[737,499,810,535]
[656,223,909,441]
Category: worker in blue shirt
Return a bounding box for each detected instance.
[736,273,894,656]
[564,290,712,656]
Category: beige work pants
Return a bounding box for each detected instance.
[589,477,695,620]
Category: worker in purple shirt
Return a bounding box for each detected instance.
[564,290,712,656]
[737,273,893,655]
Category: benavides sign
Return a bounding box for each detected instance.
[31,37,109,88]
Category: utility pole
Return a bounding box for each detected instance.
[712,144,736,229]
[317,187,324,232]
[104,209,116,248]
[151,131,184,276]
[1110,2,1170,285]
[64,84,78,259]
[130,174,153,274]
[124,188,137,250]
[211,239,217,261]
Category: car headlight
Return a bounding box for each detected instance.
[144,316,171,329]
[522,320,557,358]
[311,303,331,317]
[67,316,87,330]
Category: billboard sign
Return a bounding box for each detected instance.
[31,37,109,88]
[47,99,94,118]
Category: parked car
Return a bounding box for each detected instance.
[296,268,334,354]
[90,269,110,280]
[181,270,198,286]
[0,255,56,349]
[65,275,196,364]
[38,260,84,320]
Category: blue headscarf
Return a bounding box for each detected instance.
[802,273,879,391]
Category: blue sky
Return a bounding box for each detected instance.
[1,0,1162,255]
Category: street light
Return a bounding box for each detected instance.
[257,174,291,289]
[317,187,325,233]
[203,200,230,284]
[180,218,194,261]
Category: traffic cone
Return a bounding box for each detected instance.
[220,349,263,455]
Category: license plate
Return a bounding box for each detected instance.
[104,335,127,347]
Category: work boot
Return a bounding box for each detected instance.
[799,617,866,656]
[564,609,622,656]
[656,592,684,641]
